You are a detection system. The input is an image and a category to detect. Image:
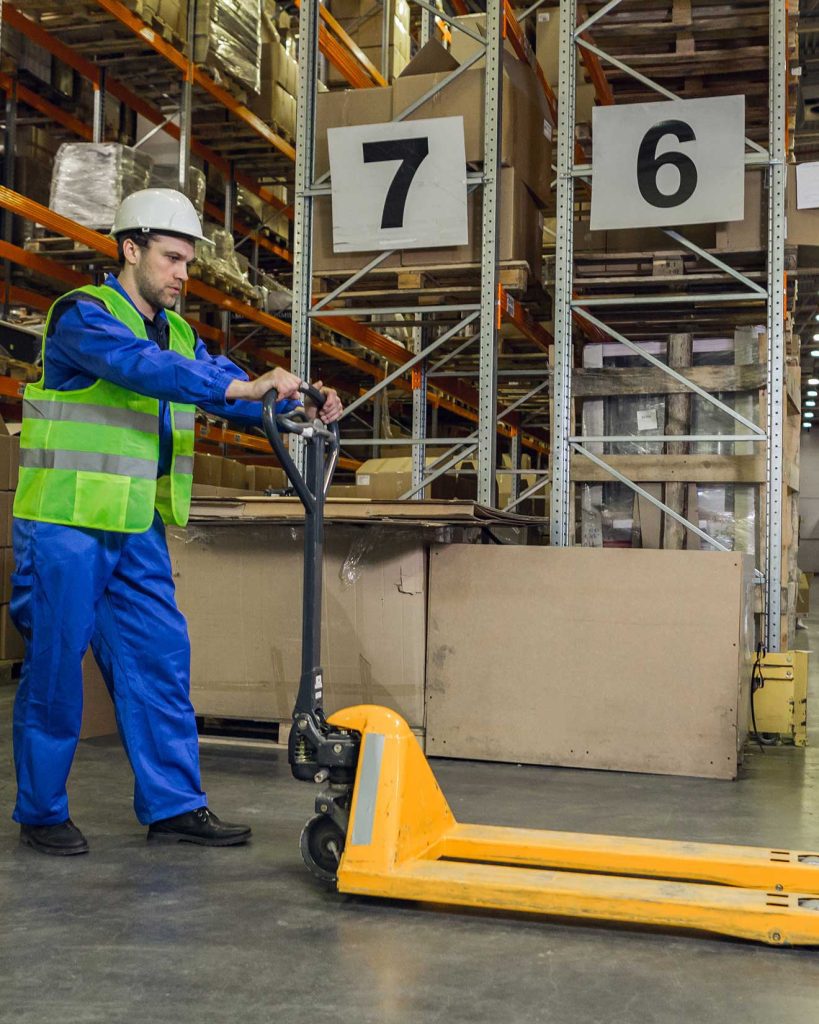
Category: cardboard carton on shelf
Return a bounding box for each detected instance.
[355,457,457,500]
[392,40,552,207]
[316,39,551,206]
[314,164,542,276]
[193,451,223,487]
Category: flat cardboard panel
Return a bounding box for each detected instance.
[0,492,13,547]
[0,435,20,490]
[0,603,24,660]
[425,547,754,779]
[169,523,427,726]
[80,651,117,740]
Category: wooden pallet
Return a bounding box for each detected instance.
[23,232,115,267]
[314,260,536,303]
[189,264,262,307]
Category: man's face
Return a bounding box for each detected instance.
[132,234,196,311]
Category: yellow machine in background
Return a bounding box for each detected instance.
[753,651,808,746]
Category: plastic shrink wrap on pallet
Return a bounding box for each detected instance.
[149,164,207,220]
[49,143,153,230]
[194,0,262,95]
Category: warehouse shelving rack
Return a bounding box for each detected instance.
[0,0,554,471]
[547,0,794,650]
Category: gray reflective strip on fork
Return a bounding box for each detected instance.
[350,733,385,847]
[20,448,157,480]
[174,455,194,474]
[24,399,159,434]
[173,411,196,432]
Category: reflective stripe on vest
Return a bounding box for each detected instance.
[13,283,198,533]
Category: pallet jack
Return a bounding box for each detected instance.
[263,386,819,947]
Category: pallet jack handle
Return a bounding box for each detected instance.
[261,383,339,510]
[261,384,358,790]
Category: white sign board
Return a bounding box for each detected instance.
[590,95,745,231]
[327,116,468,253]
[796,162,819,210]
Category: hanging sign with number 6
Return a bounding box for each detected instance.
[590,96,745,231]
[327,116,468,253]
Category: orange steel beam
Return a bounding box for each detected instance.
[0,71,92,140]
[0,238,89,289]
[93,0,296,161]
[2,282,51,312]
[196,422,360,470]
[499,287,553,353]
[450,0,470,15]
[0,189,538,442]
[0,375,27,400]
[3,5,288,215]
[577,5,614,106]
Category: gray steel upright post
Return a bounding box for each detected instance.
[765,0,787,651]
[381,0,393,82]
[420,1,433,46]
[476,1,503,506]
[411,316,428,499]
[92,69,106,144]
[292,0,321,470]
[550,0,577,544]
[178,0,195,192]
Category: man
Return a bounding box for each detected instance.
[10,188,343,855]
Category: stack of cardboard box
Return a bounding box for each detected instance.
[327,0,412,84]
[313,39,551,277]
[193,452,286,497]
[0,435,23,661]
[127,0,188,40]
[249,25,299,139]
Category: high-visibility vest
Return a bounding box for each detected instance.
[14,283,196,532]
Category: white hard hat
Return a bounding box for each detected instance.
[111,187,206,241]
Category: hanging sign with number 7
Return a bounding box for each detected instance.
[327,116,469,253]
[590,96,745,231]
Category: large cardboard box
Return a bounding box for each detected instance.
[168,523,427,727]
[315,165,541,275]
[425,547,755,779]
[400,166,542,270]
[0,492,13,547]
[355,456,457,499]
[80,651,117,740]
[0,603,24,660]
[786,163,819,246]
[0,435,20,490]
[392,41,552,207]
[716,171,764,251]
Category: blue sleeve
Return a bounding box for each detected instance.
[49,299,301,427]
[50,299,237,406]
[192,338,301,427]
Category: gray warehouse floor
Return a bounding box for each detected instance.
[4,604,819,1024]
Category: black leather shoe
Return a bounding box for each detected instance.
[147,807,251,847]
[20,819,89,856]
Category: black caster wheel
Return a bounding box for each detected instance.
[300,814,346,883]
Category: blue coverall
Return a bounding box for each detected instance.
[12,273,296,826]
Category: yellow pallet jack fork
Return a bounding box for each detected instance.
[262,389,819,948]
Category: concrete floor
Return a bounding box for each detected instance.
[4,613,819,1024]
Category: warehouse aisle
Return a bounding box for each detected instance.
[3,632,819,1024]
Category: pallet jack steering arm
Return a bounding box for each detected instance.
[262,385,360,846]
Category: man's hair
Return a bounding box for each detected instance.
[115,229,157,266]
[115,229,197,266]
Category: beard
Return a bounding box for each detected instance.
[134,262,174,311]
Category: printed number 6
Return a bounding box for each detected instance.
[636,120,698,209]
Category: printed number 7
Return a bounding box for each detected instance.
[362,137,430,229]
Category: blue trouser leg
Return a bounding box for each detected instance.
[11,518,119,825]
[91,515,206,824]
[11,514,207,826]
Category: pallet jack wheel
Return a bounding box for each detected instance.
[300,815,346,883]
